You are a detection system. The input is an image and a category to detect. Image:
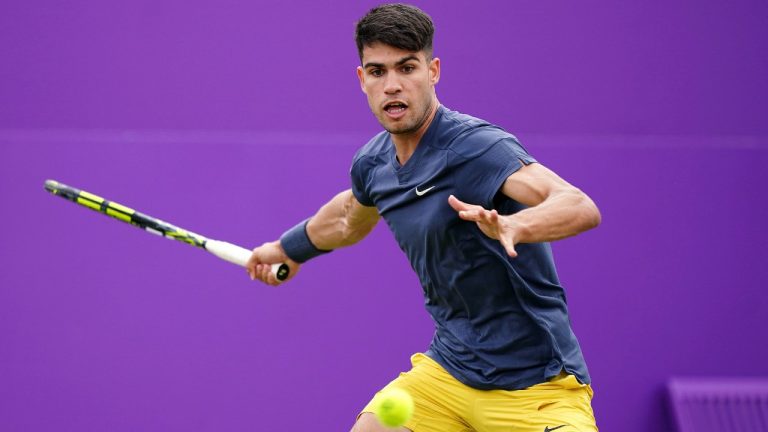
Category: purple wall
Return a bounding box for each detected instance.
[2,1,767,431]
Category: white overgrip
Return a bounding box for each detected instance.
[205,240,252,266]
[205,240,288,280]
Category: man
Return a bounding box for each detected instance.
[246,4,601,432]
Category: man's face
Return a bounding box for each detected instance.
[357,43,440,136]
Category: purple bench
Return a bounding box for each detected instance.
[668,378,768,432]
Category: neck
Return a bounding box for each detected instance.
[391,99,440,166]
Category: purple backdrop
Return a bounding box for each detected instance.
[2,1,767,431]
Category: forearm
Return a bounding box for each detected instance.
[507,188,601,244]
[305,189,379,250]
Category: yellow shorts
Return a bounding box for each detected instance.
[361,353,598,432]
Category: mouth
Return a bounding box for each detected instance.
[383,101,408,118]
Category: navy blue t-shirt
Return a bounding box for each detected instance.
[350,106,590,390]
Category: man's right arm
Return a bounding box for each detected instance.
[306,189,380,250]
[246,189,379,285]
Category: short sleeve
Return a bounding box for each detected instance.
[460,136,537,207]
[349,157,375,207]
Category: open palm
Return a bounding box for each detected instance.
[447,195,518,258]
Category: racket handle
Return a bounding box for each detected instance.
[205,240,290,281]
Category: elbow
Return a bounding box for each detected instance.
[567,187,600,231]
[588,203,602,229]
[582,194,601,230]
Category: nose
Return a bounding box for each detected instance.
[383,73,402,95]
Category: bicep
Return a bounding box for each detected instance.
[344,189,380,230]
[308,189,379,249]
[500,162,578,207]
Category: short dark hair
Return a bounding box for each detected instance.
[355,3,435,62]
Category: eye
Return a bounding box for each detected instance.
[370,68,384,77]
[402,65,415,73]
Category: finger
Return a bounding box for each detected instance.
[259,264,275,285]
[257,263,271,282]
[266,271,279,286]
[499,235,518,258]
[246,251,261,280]
[245,259,256,280]
[261,264,280,286]
[456,204,487,220]
[470,208,498,226]
[250,263,263,283]
[485,209,500,225]
[447,194,469,212]
[459,211,480,221]
[448,195,484,213]
[475,208,491,222]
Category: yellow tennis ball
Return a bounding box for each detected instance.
[375,387,414,428]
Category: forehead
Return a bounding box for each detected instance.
[360,43,428,65]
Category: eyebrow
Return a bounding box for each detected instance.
[363,54,420,70]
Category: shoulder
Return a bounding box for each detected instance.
[352,130,390,166]
[350,130,391,182]
[433,107,521,159]
[351,131,389,177]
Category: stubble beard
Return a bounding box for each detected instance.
[379,96,435,136]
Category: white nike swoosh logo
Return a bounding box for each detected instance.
[415,185,436,196]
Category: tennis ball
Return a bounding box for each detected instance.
[375,387,414,428]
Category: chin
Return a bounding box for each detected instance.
[378,116,415,135]
[383,122,415,135]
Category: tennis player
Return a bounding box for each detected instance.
[247,4,601,431]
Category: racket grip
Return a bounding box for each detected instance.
[205,240,290,281]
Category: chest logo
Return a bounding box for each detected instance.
[415,185,436,196]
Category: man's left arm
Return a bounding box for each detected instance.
[448,162,601,257]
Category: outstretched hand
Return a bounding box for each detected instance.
[246,240,300,286]
[448,195,519,258]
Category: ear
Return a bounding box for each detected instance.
[429,57,441,86]
[356,66,367,94]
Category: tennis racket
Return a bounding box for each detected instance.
[44,180,289,281]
